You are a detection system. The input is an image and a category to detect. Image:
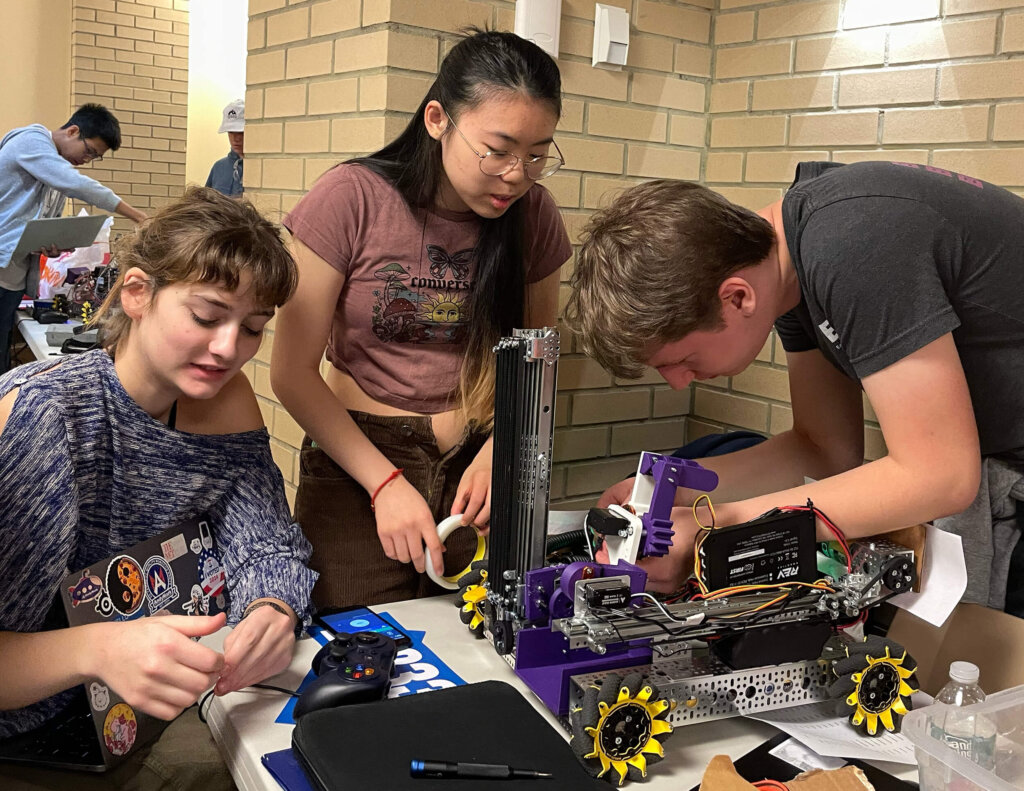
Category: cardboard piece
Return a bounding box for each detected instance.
[698,755,873,791]
[789,766,874,791]
[698,755,759,790]
[888,602,1024,695]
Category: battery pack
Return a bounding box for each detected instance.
[698,509,817,590]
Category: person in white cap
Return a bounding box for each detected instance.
[205,99,244,197]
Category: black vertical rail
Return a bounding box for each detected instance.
[489,340,517,592]
[487,329,559,654]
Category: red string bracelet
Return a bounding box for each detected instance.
[370,468,404,511]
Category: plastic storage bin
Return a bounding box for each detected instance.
[903,684,1024,791]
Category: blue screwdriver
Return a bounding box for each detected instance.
[410,759,553,780]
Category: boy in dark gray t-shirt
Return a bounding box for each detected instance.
[566,161,1024,609]
[778,161,1024,464]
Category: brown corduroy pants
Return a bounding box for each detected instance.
[294,411,488,610]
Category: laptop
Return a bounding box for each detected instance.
[0,516,228,772]
[11,214,109,262]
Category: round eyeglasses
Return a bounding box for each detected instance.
[444,111,564,181]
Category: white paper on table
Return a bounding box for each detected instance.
[746,700,918,765]
[548,509,588,535]
[890,524,966,627]
[769,737,848,772]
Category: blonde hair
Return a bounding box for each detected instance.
[458,352,496,430]
[564,180,774,378]
[92,187,297,349]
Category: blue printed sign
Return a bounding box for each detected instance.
[275,612,465,724]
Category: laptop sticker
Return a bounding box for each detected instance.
[197,520,226,602]
[160,532,188,561]
[90,682,110,712]
[106,556,145,618]
[102,703,137,757]
[68,570,103,608]
[144,556,179,615]
[182,584,211,616]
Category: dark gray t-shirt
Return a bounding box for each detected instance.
[776,160,1024,461]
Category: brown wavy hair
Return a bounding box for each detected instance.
[92,186,297,350]
[564,179,775,378]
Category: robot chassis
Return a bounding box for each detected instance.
[458,328,921,785]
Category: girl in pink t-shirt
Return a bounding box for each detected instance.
[272,30,571,609]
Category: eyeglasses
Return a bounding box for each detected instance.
[81,138,104,163]
[444,111,564,181]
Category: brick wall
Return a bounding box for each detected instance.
[69,0,189,232]
[698,0,1024,463]
[247,0,1024,510]
[244,0,713,507]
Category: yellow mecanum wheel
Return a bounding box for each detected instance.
[454,560,488,637]
[829,635,919,736]
[570,672,675,785]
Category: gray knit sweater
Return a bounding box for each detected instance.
[0,350,316,738]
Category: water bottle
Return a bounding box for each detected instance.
[930,662,997,773]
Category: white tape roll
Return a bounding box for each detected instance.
[424,514,486,590]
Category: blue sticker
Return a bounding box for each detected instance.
[275,612,465,724]
[143,556,179,614]
[68,570,103,609]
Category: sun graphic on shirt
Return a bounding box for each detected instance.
[419,291,464,323]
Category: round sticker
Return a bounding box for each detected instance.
[105,556,145,616]
[103,703,138,756]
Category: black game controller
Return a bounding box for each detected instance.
[293,631,399,718]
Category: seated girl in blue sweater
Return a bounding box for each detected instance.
[0,187,316,788]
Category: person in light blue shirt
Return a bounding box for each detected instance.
[0,103,147,373]
[205,99,244,197]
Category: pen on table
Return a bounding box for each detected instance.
[410,760,553,780]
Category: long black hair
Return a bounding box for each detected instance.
[350,29,562,424]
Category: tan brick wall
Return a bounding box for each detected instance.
[245,0,710,507]
[701,0,1024,465]
[69,0,189,232]
[248,0,1024,511]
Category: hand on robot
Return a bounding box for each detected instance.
[374,476,445,577]
[596,476,634,509]
[451,450,492,533]
[594,505,704,594]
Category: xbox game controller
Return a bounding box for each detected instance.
[293,631,399,718]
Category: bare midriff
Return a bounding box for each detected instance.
[325,366,468,454]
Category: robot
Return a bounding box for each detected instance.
[453,328,921,785]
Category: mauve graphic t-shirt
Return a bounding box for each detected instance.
[285,164,570,414]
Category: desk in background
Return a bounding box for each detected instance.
[209,595,792,791]
[14,310,82,362]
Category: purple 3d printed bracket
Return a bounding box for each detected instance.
[639,453,719,558]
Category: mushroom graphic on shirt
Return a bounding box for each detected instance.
[376,297,417,342]
[372,262,413,341]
